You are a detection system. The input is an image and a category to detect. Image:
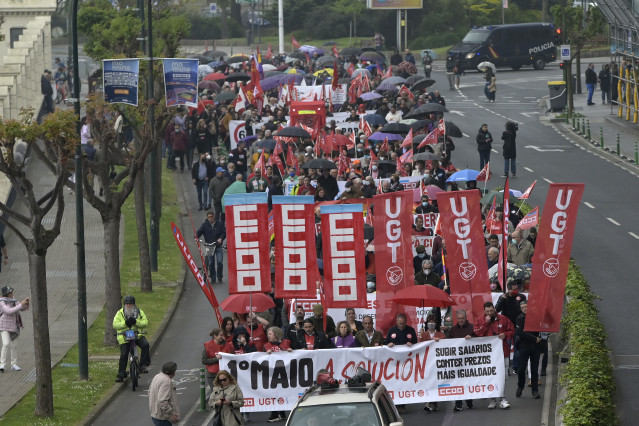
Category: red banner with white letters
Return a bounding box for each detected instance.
[320,204,367,308]
[525,183,584,332]
[225,193,271,294]
[437,190,492,324]
[272,196,320,299]
[373,190,415,333]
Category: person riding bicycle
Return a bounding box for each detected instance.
[196,211,226,283]
[113,295,150,382]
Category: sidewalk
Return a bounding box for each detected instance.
[0,148,107,417]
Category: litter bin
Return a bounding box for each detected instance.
[548,81,567,111]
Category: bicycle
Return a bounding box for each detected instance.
[199,239,220,283]
[55,81,66,105]
[117,330,146,391]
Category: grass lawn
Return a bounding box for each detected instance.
[1,167,182,425]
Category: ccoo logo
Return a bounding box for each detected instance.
[542,258,560,277]
[459,262,477,280]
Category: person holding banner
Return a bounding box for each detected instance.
[474,302,514,409]
[263,330,290,423]
[355,316,384,347]
[385,313,417,347]
[202,328,233,391]
[421,314,446,413]
[231,326,257,354]
[449,310,476,411]
[332,322,356,348]
[291,319,331,350]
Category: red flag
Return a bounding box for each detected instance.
[436,190,493,324]
[332,45,339,58]
[498,178,510,291]
[254,150,267,180]
[320,204,367,308]
[286,143,300,173]
[416,128,439,149]
[346,62,356,76]
[519,180,537,200]
[384,65,392,79]
[437,118,446,134]
[401,128,414,148]
[337,148,349,175]
[476,162,491,182]
[273,196,320,299]
[373,191,415,333]
[368,148,378,174]
[398,85,415,100]
[271,140,286,176]
[359,117,372,137]
[525,184,584,332]
[398,148,413,165]
[266,44,273,60]
[517,206,539,230]
[484,197,497,232]
[397,156,406,176]
[291,35,300,49]
[224,194,272,294]
[171,222,223,325]
[332,61,339,91]
[380,137,389,154]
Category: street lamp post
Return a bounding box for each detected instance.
[148,0,159,272]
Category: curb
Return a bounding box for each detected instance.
[79,172,188,426]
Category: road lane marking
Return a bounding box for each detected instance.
[629,232,639,240]
[543,178,553,184]
[584,202,595,209]
[524,167,534,172]
[607,218,621,226]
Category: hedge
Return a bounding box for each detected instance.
[559,260,617,425]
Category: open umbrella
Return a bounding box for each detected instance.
[391,285,455,308]
[314,68,334,77]
[239,134,258,144]
[381,123,411,134]
[261,75,284,91]
[256,139,277,150]
[445,121,463,138]
[299,45,323,55]
[340,47,363,57]
[397,61,418,75]
[302,158,337,169]
[376,80,401,92]
[287,52,307,61]
[264,70,283,78]
[276,126,312,139]
[446,169,480,182]
[478,61,496,73]
[363,114,387,126]
[359,51,385,63]
[405,75,425,84]
[215,91,237,103]
[316,56,338,66]
[203,50,228,58]
[481,190,519,205]
[202,72,226,81]
[225,72,251,82]
[197,80,220,91]
[405,103,449,118]
[368,132,403,141]
[412,152,440,162]
[188,54,210,63]
[382,76,407,85]
[407,119,433,131]
[197,65,213,79]
[227,54,249,64]
[219,293,275,313]
[423,185,445,200]
[285,68,305,74]
[360,92,382,101]
[410,79,436,92]
[352,69,371,79]
[262,64,277,72]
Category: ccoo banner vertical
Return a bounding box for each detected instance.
[437,190,493,324]
[525,183,584,332]
[272,196,319,299]
[320,204,367,308]
[225,193,271,294]
[373,190,415,333]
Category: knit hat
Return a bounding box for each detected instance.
[1,286,14,297]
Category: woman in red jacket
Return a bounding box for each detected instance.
[263,327,292,422]
[201,328,233,391]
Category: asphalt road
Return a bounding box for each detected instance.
[91,60,636,425]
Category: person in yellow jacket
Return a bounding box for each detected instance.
[113,295,150,382]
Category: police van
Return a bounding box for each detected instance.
[447,23,560,72]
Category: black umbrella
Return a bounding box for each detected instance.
[412,152,441,161]
[411,79,437,92]
[359,51,386,63]
[187,54,210,63]
[363,114,387,126]
[377,161,396,174]
[301,158,337,169]
[203,50,228,58]
[215,91,236,103]
[405,103,449,119]
[445,121,463,138]
[287,52,306,60]
[408,119,433,131]
[316,56,338,66]
[225,72,251,82]
[227,55,250,64]
[380,123,411,134]
[256,139,277,150]
[340,47,363,57]
[276,127,312,139]
[264,70,283,78]
[405,75,425,84]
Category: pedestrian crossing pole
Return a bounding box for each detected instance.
[635,141,638,163]
[200,368,207,411]
[600,127,604,147]
[586,120,590,140]
[617,133,620,155]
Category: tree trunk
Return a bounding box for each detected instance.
[29,251,54,417]
[103,215,122,346]
[542,0,549,21]
[135,166,152,292]
[220,6,229,40]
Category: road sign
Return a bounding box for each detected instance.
[209,3,217,13]
[560,45,571,61]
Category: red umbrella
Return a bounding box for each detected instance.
[330,133,354,148]
[423,185,444,200]
[203,72,226,81]
[197,80,220,91]
[219,293,275,313]
[391,285,455,308]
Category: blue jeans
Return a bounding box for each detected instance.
[206,246,224,281]
[195,180,209,209]
[586,83,595,104]
[504,158,516,176]
[151,418,172,426]
[479,150,491,169]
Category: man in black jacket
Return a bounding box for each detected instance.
[37,70,54,123]
[196,212,226,282]
[449,310,476,411]
[291,319,330,350]
[385,313,417,347]
[585,62,597,105]
[515,301,541,399]
[191,153,214,210]
[496,282,527,373]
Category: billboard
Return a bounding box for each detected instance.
[367,0,423,9]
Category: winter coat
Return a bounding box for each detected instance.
[209,175,231,202]
[170,130,188,152]
[473,314,515,357]
[332,334,356,348]
[502,130,517,159]
[0,298,28,332]
[113,307,148,345]
[476,128,493,152]
[209,383,244,425]
[599,69,611,91]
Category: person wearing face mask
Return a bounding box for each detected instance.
[507,229,534,266]
[415,194,435,214]
[415,259,441,287]
[412,245,429,274]
[474,302,514,409]
[283,167,298,187]
[448,310,476,411]
[191,153,215,210]
[496,281,526,374]
[362,176,377,198]
[420,314,446,413]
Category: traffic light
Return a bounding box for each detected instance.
[554,28,562,44]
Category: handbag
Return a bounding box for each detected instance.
[211,406,223,426]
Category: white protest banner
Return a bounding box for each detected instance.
[219,337,504,412]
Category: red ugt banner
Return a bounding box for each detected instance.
[373,190,415,333]
[525,183,584,332]
[437,190,492,324]
[320,204,367,308]
[225,193,271,294]
[272,196,319,299]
